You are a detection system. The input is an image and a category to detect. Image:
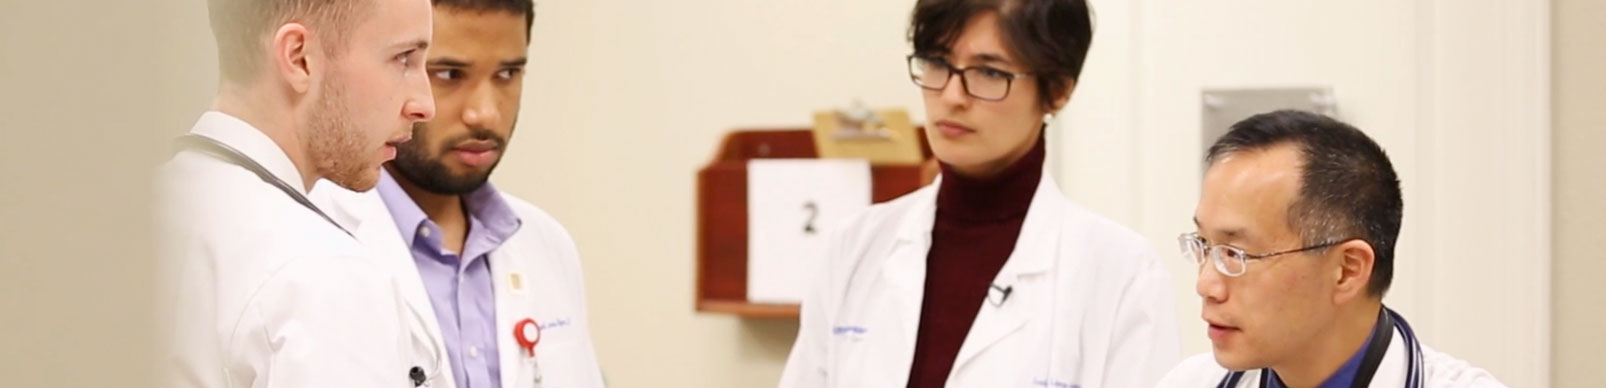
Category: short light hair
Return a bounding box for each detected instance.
[208,0,372,83]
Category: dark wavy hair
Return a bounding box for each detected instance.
[908,0,1093,110]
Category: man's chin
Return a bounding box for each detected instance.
[440,159,498,177]
[326,169,380,193]
[1210,349,1267,372]
[436,164,497,188]
[410,170,494,195]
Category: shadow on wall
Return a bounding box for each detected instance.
[741,319,801,360]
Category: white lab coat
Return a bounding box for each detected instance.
[156,112,425,388]
[311,179,607,388]
[1155,324,1509,388]
[778,174,1181,388]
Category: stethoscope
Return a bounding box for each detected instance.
[174,134,352,237]
[407,318,545,387]
[1216,307,1424,388]
[177,134,371,388]
[176,135,449,387]
[404,291,449,387]
[177,135,554,387]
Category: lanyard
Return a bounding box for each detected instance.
[1217,307,1423,388]
[174,134,353,237]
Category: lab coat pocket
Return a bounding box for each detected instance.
[960,323,1065,388]
[828,324,871,365]
[948,336,1039,388]
[828,324,906,388]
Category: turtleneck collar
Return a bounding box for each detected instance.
[934,130,1046,222]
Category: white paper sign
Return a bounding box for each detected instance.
[747,159,872,304]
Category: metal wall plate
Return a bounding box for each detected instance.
[1200,87,1338,172]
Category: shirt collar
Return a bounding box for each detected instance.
[189,111,308,195]
[374,169,523,248]
[376,170,431,247]
[934,130,1046,222]
[1268,331,1375,388]
[462,179,522,242]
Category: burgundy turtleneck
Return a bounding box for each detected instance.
[906,133,1045,388]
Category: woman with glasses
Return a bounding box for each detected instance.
[778,0,1180,387]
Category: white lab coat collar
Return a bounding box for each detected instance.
[882,172,1067,373]
[1156,315,1519,388]
[488,238,523,388]
[316,184,459,388]
[188,110,310,195]
[958,173,1063,369]
[319,184,607,388]
[1371,323,1411,387]
[1225,324,1412,387]
[889,173,1064,274]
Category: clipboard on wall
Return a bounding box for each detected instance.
[810,102,924,165]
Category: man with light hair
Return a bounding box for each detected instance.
[156,0,439,385]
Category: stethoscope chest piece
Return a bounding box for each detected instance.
[409,366,426,387]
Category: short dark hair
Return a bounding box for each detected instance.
[432,0,536,41]
[1206,110,1404,297]
[208,0,371,83]
[908,0,1093,111]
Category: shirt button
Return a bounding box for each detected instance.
[468,346,479,358]
[419,226,432,238]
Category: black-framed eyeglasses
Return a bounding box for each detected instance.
[906,54,1030,101]
[1178,232,1362,277]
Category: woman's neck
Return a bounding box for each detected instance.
[935,131,1046,221]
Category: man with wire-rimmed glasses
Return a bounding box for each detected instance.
[1155,110,1506,388]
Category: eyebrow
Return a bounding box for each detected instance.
[967,52,1015,67]
[427,57,529,68]
[429,58,470,68]
[1193,217,1246,240]
[396,39,429,52]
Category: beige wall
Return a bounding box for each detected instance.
[523,0,1554,385]
[504,2,921,387]
[1552,0,1606,385]
[1,0,1583,385]
[1056,1,1553,383]
[0,0,920,385]
[0,0,209,384]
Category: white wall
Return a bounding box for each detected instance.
[1059,0,1550,386]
